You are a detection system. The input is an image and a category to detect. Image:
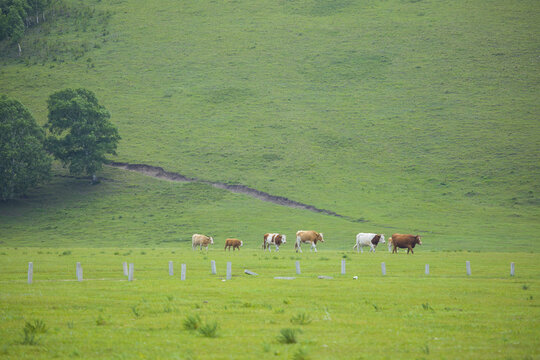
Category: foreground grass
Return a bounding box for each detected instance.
[0,248,538,359]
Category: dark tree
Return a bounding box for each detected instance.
[45,88,120,182]
[0,94,51,200]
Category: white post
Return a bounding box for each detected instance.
[381,262,386,276]
[466,261,471,276]
[341,259,346,275]
[211,260,216,275]
[28,262,33,284]
[128,263,134,281]
[295,261,301,275]
[181,264,186,281]
[76,262,83,281]
[169,261,174,276]
[425,264,430,275]
[226,262,232,280]
[123,262,128,276]
[510,262,515,276]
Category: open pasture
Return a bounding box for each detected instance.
[0,248,538,359]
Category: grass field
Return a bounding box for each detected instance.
[0,248,538,359]
[1,0,539,358]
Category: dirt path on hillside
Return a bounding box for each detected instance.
[108,162,365,223]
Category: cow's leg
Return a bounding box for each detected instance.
[361,246,364,254]
[409,246,414,254]
[312,243,317,252]
[275,245,279,252]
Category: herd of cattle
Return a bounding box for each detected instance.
[192,231,422,254]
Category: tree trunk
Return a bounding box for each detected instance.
[17,43,22,56]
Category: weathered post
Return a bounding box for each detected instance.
[76,262,83,281]
[466,261,471,276]
[226,262,232,280]
[123,262,128,276]
[211,260,216,275]
[510,262,515,276]
[181,264,186,281]
[381,262,386,276]
[341,259,346,275]
[425,264,430,275]
[295,261,301,275]
[128,263,134,281]
[169,261,174,276]
[28,262,33,284]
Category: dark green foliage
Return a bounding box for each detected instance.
[290,312,312,325]
[0,95,51,200]
[45,88,120,177]
[21,319,47,345]
[277,328,301,344]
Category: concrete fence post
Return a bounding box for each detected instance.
[181,264,186,281]
[76,262,83,281]
[28,262,33,284]
[169,261,174,276]
[123,262,128,276]
[295,261,301,275]
[466,261,471,276]
[128,263,134,281]
[381,262,386,276]
[226,262,232,280]
[425,264,430,275]
[341,259,346,275]
[510,262,515,276]
[211,260,216,275]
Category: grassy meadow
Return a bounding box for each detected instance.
[0,248,538,359]
[1,0,539,358]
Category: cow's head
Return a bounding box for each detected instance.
[318,233,324,242]
[210,237,214,245]
[240,241,244,247]
[415,235,422,245]
[379,234,386,244]
[281,235,287,244]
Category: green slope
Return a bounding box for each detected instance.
[0,0,538,250]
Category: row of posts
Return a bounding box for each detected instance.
[26,260,517,283]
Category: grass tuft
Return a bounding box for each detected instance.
[183,315,201,331]
[197,321,219,338]
[277,328,301,344]
[290,312,312,325]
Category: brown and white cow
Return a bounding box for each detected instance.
[262,233,287,252]
[224,238,243,251]
[391,234,422,254]
[192,234,214,251]
[295,230,324,253]
[353,233,385,253]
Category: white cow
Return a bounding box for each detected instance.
[192,234,214,251]
[353,233,385,253]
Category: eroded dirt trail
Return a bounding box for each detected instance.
[108,162,364,223]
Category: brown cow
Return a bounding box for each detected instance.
[295,230,324,253]
[391,234,422,254]
[224,238,243,251]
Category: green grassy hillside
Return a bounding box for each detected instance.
[0,0,538,250]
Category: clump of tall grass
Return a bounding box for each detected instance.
[183,314,201,331]
[21,320,47,345]
[290,312,312,325]
[293,347,310,360]
[277,328,301,344]
[197,321,219,338]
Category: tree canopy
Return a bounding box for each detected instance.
[0,94,51,200]
[45,88,120,177]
